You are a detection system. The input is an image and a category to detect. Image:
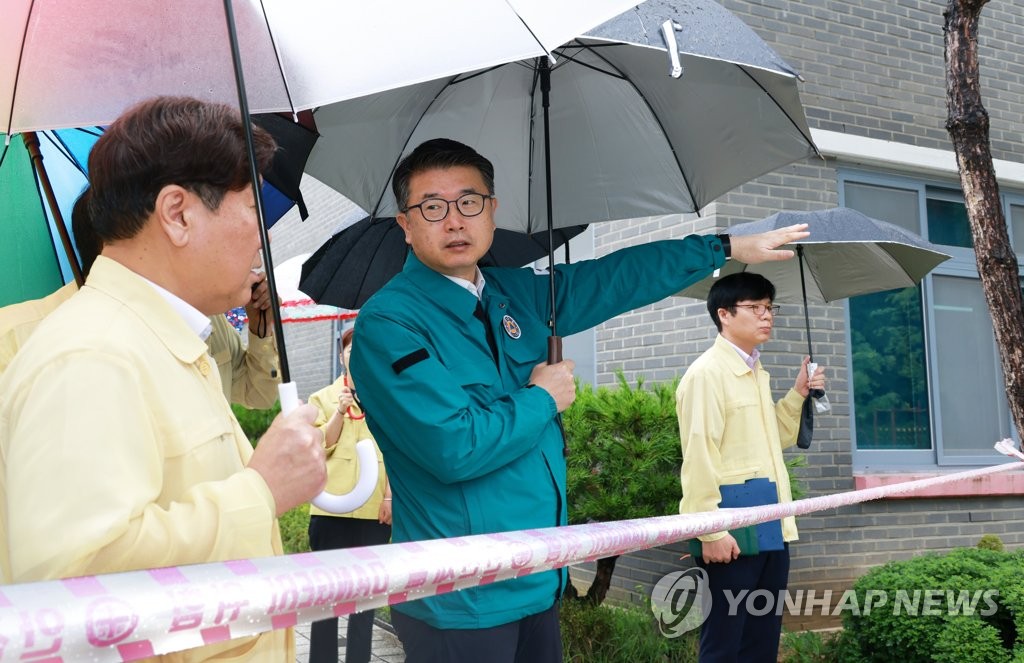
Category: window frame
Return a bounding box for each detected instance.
[838,168,1022,469]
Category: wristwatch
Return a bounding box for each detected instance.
[715,234,732,260]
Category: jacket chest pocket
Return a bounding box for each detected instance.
[724,396,760,414]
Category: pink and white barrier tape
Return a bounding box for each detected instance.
[1,442,1020,661]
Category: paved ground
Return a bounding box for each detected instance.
[294,616,406,663]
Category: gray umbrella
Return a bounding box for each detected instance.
[678,207,952,357]
[307,0,817,234]
[305,0,818,357]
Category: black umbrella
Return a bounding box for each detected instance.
[299,216,587,310]
[252,111,319,221]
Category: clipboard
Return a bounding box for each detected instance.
[687,477,784,558]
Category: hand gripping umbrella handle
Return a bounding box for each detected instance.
[548,336,563,364]
[278,382,380,514]
[806,362,823,399]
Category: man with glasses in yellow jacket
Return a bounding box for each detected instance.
[677,271,825,663]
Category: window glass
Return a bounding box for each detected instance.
[931,276,1008,457]
[844,181,921,234]
[850,286,931,450]
[926,191,972,248]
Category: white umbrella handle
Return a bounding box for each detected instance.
[278,382,381,514]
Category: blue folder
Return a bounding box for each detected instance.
[688,477,784,557]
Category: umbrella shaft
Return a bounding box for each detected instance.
[798,246,813,361]
[539,57,558,341]
[23,132,84,286]
[222,0,290,383]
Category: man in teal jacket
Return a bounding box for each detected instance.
[349,138,808,663]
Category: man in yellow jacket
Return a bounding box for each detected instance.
[676,272,825,663]
[0,191,281,411]
[0,96,326,661]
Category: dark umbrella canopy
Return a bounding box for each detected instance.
[299,216,586,310]
[678,207,952,304]
[251,111,319,220]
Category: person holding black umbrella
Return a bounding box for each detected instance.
[677,272,825,663]
[349,138,810,663]
[0,97,326,661]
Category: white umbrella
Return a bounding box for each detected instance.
[2,0,645,383]
[2,0,645,134]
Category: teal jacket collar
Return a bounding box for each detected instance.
[401,250,481,320]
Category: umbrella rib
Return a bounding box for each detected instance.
[551,42,628,80]
[255,0,297,116]
[737,66,820,160]
[573,41,700,212]
[502,0,553,60]
[364,73,467,219]
[43,131,88,178]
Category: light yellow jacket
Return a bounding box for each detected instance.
[676,335,803,543]
[0,256,291,661]
[0,281,77,374]
[207,313,280,409]
[307,378,387,520]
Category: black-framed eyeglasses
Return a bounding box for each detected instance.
[402,193,493,222]
[734,304,781,316]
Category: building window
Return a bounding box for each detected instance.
[840,172,1021,467]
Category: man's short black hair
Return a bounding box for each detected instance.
[707,272,776,332]
[392,138,495,211]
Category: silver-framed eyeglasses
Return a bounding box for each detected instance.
[734,303,781,316]
[402,193,493,222]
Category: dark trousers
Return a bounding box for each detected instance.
[390,601,562,663]
[695,544,789,663]
[308,515,392,663]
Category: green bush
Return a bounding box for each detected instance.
[564,374,683,525]
[231,402,280,448]
[843,547,1024,662]
[560,598,698,662]
[933,615,1009,663]
[279,502,310,554]
[978,534,1006,552]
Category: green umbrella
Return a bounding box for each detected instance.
[0,129,96,307]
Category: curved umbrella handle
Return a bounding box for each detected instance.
[278,382,380,514]
[310,439,380,514]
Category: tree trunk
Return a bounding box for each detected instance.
[562,555,619,605]
[944,0,1024,441]
[584,555,618,606]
